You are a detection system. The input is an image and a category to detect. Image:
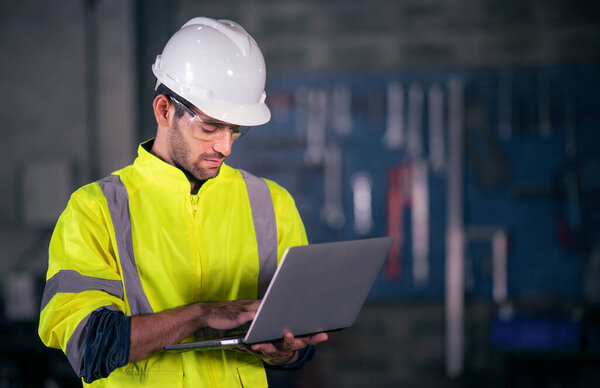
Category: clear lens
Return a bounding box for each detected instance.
[169,95,248,141]
[187,116,248,140]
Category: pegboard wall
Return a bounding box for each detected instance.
[226,65,600,302]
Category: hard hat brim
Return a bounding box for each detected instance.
[153,71,271,127]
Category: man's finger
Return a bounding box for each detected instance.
[309,332,328,344]
[289,332,328,348]
[250,343,277,354]
[249,331,328,355]
[282,332,295,350]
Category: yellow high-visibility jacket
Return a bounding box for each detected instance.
[38,141,308,387]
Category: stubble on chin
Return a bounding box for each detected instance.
[169,122,227,182]
[194,163,222,181]
[174,152,223,182]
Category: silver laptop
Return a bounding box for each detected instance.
[164,236,394,351]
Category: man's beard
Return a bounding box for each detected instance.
[169,122,226,182]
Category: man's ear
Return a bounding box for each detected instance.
[153,94,171,126]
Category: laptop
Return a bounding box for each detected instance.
[164,236,394,351]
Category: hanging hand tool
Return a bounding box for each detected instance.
[332,84,352,137]
[386,167,403,279]
[411,159,430,287]
[351,172,374,236]
[446,76,465,379]
[407,82,424,158]
[320,143,345,230]
[428,82,446,174]
[386,164,411,279]
[304,88,327,166]
[464,226,509,304]
[492,230,508,304]
[383,82,405,150]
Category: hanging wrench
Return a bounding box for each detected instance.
[332,84,352,137]
[383,82,405,150]
[407,82,424,158]
[386,164,411,279]
[428,82,446,174]
[351,172,373,236]
[320,143,345,229]
[464,226,509,305]
[304,88,327,166]
[386,166,403,279]
[446,75,466,379]
[492,230,508,304]
[411,158,429,287]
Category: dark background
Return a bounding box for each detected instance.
[1,1,599,387]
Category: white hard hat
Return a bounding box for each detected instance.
[152,17,271,126]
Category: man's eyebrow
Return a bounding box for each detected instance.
[195,113,230,126]
[200,119,228,126]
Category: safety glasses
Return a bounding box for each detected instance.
[169,96,249,141]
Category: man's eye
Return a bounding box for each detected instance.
[212,123,228,130]
[201,126,218,134]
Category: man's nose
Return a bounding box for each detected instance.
[213,130,233,156]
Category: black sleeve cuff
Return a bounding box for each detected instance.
[265,345,316,371]
[80,308,131,383]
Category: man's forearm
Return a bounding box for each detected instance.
[129,303,204,362]
[129,299,260,362]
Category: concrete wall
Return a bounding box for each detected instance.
[2,0,598,233]
[0,1,599,386]
[0,0,135,273]
[0,1,87,227]
[175,0,600,73]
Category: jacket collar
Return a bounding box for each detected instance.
[133,138,232,194]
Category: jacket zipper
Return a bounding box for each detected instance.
[190,194,199,215]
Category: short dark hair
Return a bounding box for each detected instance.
[155,83,189,119]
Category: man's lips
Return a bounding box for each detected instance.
[203,158,224,167]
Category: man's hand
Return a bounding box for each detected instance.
[130,299,261,362]
[239,331,328,366]
[200,300,261,330]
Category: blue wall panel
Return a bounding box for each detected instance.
[227,65,600,302]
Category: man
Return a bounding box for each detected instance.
[38,17,327,387]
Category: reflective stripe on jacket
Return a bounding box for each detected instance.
[38,141,308,387]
